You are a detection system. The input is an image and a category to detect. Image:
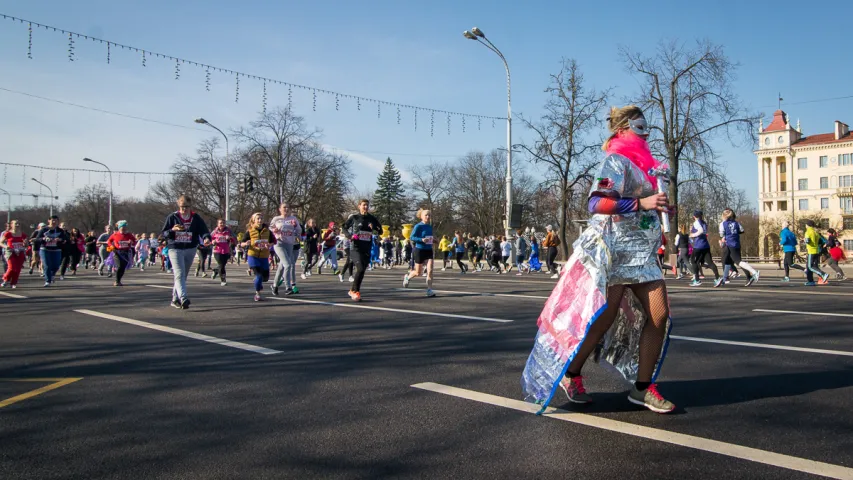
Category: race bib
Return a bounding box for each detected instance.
[175,232,192,243]
[11,242,24,254]
[119,240,131,249]
[255,239,270,250]
[423,236,434,245]
[44,238,58,247]
[355,230,373,241]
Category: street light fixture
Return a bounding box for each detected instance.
[30,178,56,217]
[462,26,514,245]
[0,187,10,223]
[83,158,113,228]
[195,117,231,222]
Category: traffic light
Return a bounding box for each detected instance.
[240,176,255,194]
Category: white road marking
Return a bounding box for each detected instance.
[669,286,853,297]
[754,308,853,319]
[670,335,853,357]
[146,284,173,289]
[74,309,282,355]
[0,291,27,299]
[270,297,512,323]
[412,382,853,480]
[362,286,548,300]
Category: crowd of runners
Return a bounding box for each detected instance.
[0,194,847,300]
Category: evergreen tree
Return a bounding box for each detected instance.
[373,157,406,230]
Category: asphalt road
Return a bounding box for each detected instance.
[2,261,853,479]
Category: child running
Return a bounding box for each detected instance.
[107,220,137,287]
[241,212,275,301]
[135,233,150,271]
[403,208,436,297]
[1,220,28,288]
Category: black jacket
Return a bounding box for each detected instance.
[161,211,210,250]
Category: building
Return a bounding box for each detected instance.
[756,109,853,256]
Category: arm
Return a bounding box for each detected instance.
[588,194,638,215]
[195,216,211,243]
[342,215,354,240]
[409,225,423,243]
[162,215,177,240]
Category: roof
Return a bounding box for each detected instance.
[794,132,853,147]
[763,110,788,132]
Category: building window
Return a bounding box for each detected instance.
[820,177,829,189]
[821,198,829,209]
[799,199,809,210]
[842,154,852,166]
[845,240,853,251]
[779,162,786,173]
[845,218,853,230]
[819,218,830,229]
[798,179,808,190]
[841,197,853,214]
[798,158,808,169]
[842,175,853,188]
[778,201,787,211]
[820,156,828,168]
[780,181,787,191]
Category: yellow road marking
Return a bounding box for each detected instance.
[0,378,83,409]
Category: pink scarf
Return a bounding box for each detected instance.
[605,131,660,188]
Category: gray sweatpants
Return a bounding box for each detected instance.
[273,243,298,289]
[168,248,197,302]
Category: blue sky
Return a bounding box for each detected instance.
[1,0,852,208]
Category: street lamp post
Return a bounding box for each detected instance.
[195,118,231,222]
[83,158,113,228]
[30,178,55,217]
[463,27,513,245]
[0,187,11,223]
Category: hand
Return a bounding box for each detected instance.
[639,193,669,212]
[172,225,184,231]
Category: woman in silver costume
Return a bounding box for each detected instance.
[521,105,675,413]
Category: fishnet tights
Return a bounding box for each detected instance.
[566,280,669,382]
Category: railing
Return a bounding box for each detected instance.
[759,192,789,200]
[837,187,853,197]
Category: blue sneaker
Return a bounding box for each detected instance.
[689,280,702,287]
[804,281,817,286]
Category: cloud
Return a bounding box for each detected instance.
[323,144,411,182]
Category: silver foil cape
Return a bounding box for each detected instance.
[521,153,672,410]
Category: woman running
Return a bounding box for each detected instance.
[522,104,675,413]
[84,231,98,270]
[210,219,236,286]
[515,231,529,275]
[1,220,28,288]
[241,212,275,301]
[34,216,68,286]
[60,227,85,278]
[338,235,353,282]
[674,226,690,279]
[403,209,437,297]
[452,231,468,274]
[96,225,113,277]
[135,233,150,271]
[342,199,381,302]
[107,220,137,287]
[688,210,719,287]
[161,194,211,309]
[320,223,341,274]
[527,235,542,274]
[714,209,759,287]
[823,228,845,279]
[195,241,212,278]
[301,219,321,279]
[490,235,503,274]
[148,233,159,266]
[438,235,452,271]
[270,203,301,295]
[500,235,512,272]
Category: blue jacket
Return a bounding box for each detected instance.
[779,227,798,253]
[409,222,434,250]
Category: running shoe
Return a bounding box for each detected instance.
[29,268,33,275]
[804,281,817,286]
[559,376,593,404]
[713,277,725,288]
[348,290,361,302]
[426,289,436,297]
[781,276,790,282]
[0,281,6,288]
[11,285,16,289]
[628,384,675,413]
[254,293,262,302]
[108,272,113,278]
[675,274,683,280]
[441,267,446,272]
[43,281,50,287]
[821,272,830,284]
[283,288,294,295]
[403,274,410,288]
[745,271,760,287]
[220,281,227,287]
[180,298,191,309]
[301,273,307,280]
[59,275,65,280]
[202,273,208,278]
[306,272,312,277]
[114,281,122,287]
[171,299,182,309]
[551,273,559,279]
[140,268,145,272]
[689,280,702,287]
[348,276,354,282]
[271,284,279,296]
[212,271,218,279]
[195,272,200,277]
[338,273,344,282]
[291,286,299,294]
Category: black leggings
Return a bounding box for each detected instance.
[783,251,805,277]
[547,246,558,273]
[456,254,468,272]
[61,251,82,275]
[215,253,230,280]
[115,251,130,283]
[196,249,210,273]
[690,248,719,279]
[305,244,319,273]
[351,249,370,292]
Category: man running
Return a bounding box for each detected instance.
[161,194,211,309]
[779,221,804,282]
[342,199,381,301]
[403,208,436,297]
[803,219,829,286]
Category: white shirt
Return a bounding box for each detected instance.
[501,241,512,257]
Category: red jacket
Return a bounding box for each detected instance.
[107,232,137,251]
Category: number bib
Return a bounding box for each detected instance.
[11,242,24,254]
[44,238,58,247]
[255,239,270,250]
[175,232,192,243]
[423,236,434,245]
[119,240,131,249]
[354,230,373,241]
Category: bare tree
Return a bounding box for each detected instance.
[620,40,759,244]
[518,58,608,258]
[408,160,453,231]
[62,184,111,231]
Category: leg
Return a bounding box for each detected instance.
[425,257,434,290]
[351,250,370,293]
[115,253,129,283]
[630,281,670,383]
[565,285,627,375]
[702,251,720,279]
[272,245,287,289]
[805,254,815,283]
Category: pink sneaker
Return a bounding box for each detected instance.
[559,376,593,404]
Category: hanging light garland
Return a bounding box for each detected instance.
[0,13,502,136]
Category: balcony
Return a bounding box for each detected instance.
[759,192,790,200]
[837,187,853,198]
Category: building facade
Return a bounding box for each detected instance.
[757,110,853,256]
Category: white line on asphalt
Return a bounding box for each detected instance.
[411,382,853,480]
[754,308,853,318]
[270,297,513,323]
[362,286,549,300]
[73,309,282,355]
[670,335,853,357]
[669,286,853,297]
[145,284,172,289]
[0,291,27,299]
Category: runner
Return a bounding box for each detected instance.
[500,235,513,273]
[28,222,45,275]
[60,227,85,278]
[542,225,560,276]
[84,230,98,270]
[452,231,468,274]
[210,219,236,286]
[195,241,212,278]
[107,220,137,287]
[490,235,503,274]
[803,219,829,286]
[135,233,150,271]
[823,228,845,279]
[96,225,113,277]
[522,104,675,413]
[714,209,759,287]
[527,234,542,274]
[342,199,381,301]
[688,210,719,287]
[34,215,68,287]
[778,221,803,282]
[148,232,159,266]
[674,226,690,279]
[438,235,452,271]
[235,232,245,265]
[403,209,436,297]
[381,235,394,269]
[319,223,341,274]
[161,194,211,309]
[1,220,28,288]
[515,230,529,275]
[829,240,847,280]
[241,212,275,301]
[270,203,301,295]
[301,219,321,279]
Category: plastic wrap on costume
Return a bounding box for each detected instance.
[521,153,672,410]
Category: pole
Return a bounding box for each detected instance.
[198,121,230,221]
[0,188,10,223]
[31,179,54,217]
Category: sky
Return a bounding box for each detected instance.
[1,0,852,209]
